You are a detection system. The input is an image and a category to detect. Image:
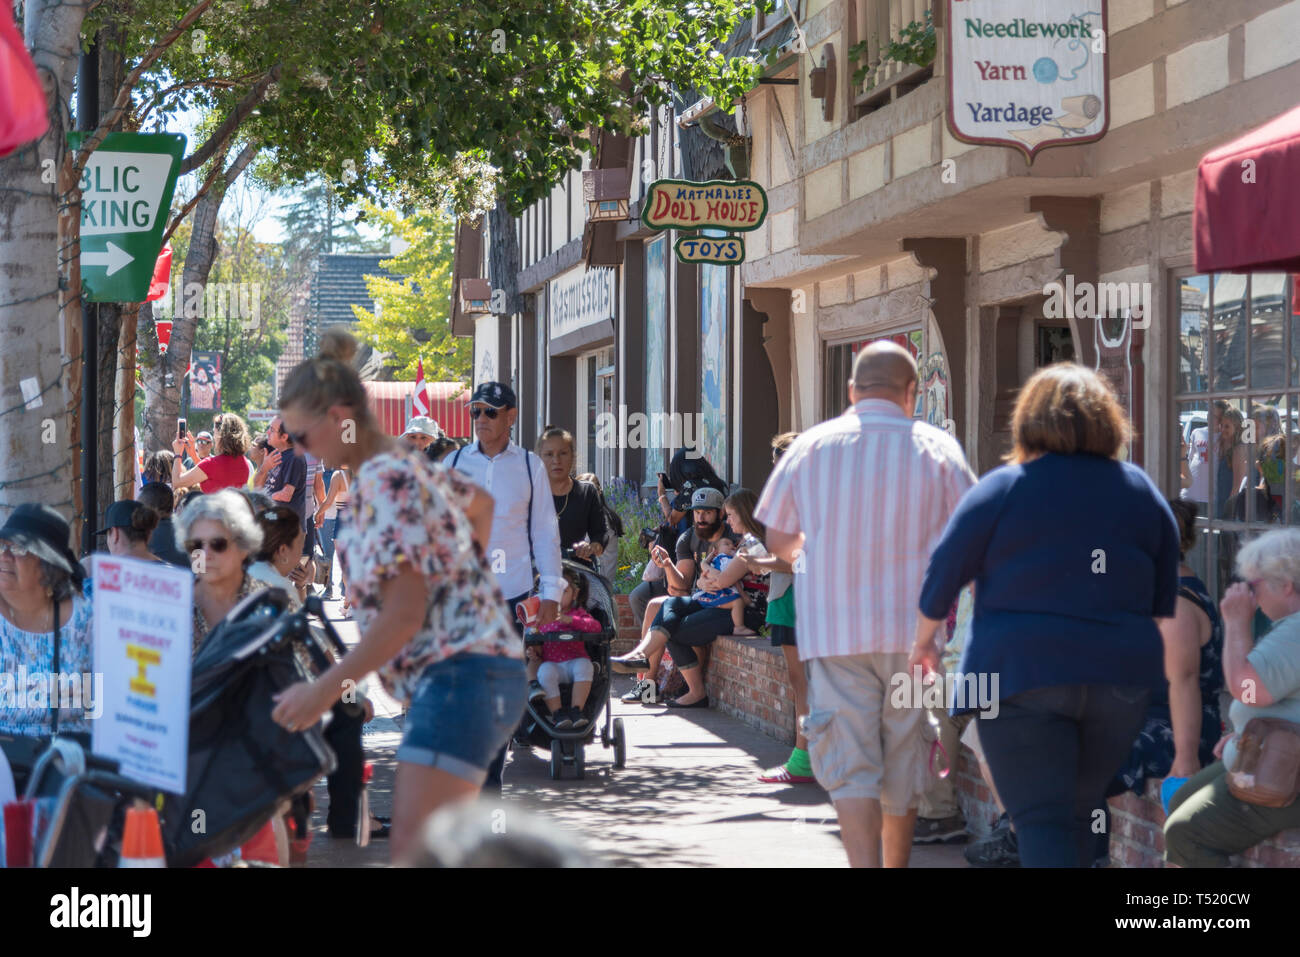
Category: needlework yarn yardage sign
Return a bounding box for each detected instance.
[946,0,1109,160]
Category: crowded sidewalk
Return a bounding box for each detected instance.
[305,598,965,868]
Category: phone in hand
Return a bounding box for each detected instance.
[658,472,672,491]
[177,418,186,439]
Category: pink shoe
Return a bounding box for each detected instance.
[758,765,816,784]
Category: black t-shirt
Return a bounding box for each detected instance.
[553,480,608,553]
[266,447,308,525]
[674,527,741,591]
[149,517,190,567]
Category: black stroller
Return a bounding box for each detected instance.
[21,589,344,867]
[520,558,627,779]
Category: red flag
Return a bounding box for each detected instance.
[413,357,430,417]
[0,1,48,158]
[155,319,173,355]
[147,245,173,302]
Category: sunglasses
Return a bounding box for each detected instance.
[285,414,328,447]
[184,537,231,554]
[0,540,32,558]
[470,407,501,420]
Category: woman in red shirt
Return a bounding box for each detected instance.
[173,412,253,492]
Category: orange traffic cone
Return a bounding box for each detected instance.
[119,806,166,868]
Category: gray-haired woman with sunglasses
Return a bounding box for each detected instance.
[174,489,269,652]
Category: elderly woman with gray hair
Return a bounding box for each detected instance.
[1164,528,1300,866]
[174,488,269,652]
[0,505,94,739]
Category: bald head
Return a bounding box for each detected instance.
[850,342,919,407]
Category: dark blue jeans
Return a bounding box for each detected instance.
[655,602,733,669]
[975,684,1150,867]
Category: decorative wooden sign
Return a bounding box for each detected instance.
[946,0,1109,160]
[641,179,768,232]
[674,234,745,265]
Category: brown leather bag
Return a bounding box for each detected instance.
[1226,717,1300,808]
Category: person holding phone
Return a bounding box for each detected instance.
[171,413,253,493]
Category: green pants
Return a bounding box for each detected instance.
[1164,760,1300,867]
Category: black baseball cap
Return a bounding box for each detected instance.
[469,381,517,410]
[0,504,83,585]
[95,499,147,536]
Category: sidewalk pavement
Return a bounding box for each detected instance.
[304,599,969,868]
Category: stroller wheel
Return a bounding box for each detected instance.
[574,743,585,780]
[612,717,627,770]
[549,739,563,780]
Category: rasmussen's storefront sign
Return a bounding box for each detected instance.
[642,179,768,232]
[549,265,616,341]
[946,0,1108,160]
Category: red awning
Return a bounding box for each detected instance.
[363,380,472,438]
[1195,104,1300,274]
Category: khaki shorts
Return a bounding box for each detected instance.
[801,653,928,814]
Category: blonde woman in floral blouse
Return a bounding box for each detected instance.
[271,328,521,862]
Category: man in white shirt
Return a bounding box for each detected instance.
[447,381,564,790]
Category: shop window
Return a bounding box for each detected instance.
[823,328,923,420]
[1172,271,1300,602]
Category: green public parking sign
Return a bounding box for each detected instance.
[67,132,186,303]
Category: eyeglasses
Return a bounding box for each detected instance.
[1248,578,1267,594]
[0,540,32,558]
[470,407,500,420]
[184,537,230,554]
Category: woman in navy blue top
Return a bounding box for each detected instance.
[910,364,1180,867]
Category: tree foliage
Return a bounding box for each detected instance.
[84,0,762,218]
[351,204,470,384]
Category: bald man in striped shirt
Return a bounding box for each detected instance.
[756,342,976,867]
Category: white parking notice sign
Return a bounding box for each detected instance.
[91,555,193,794]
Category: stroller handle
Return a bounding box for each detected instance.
[303,595,351,659]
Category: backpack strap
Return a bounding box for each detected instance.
[523,448,536,575]
[51,594,60,736]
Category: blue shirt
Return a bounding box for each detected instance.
[918,453,1180,714]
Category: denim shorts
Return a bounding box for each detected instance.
[396,653,527,785]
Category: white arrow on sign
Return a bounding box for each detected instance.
[83,241,134,277]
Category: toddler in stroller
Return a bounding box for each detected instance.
[526,567,602,729]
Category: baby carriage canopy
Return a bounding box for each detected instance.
[24,589,340,867]
[162,588,337,867]
[568,558,618,630]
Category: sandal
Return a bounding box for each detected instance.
[731,627,759,637]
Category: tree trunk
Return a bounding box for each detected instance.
[142,191,218,454]
[140,145,258,455]
[114,302,140,499]
[488,197,522,316]
[0,1,89,522]
[96,302,122,528]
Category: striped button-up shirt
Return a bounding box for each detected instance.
[755,399,976,659]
